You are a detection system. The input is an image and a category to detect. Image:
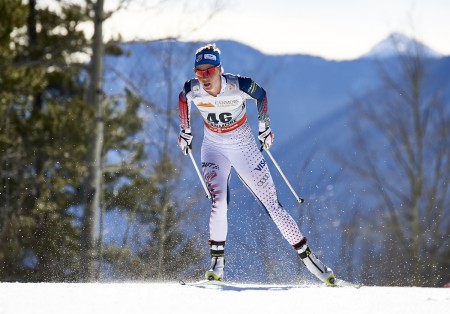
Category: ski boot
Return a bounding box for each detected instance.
[296,239,335,286]
[205,241,225,281]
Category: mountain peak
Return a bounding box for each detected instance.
[362,32,442,59]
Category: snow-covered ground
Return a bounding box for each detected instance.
[0,282,449,314]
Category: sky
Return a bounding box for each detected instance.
[100,0,450,60]
[1,282,449,314]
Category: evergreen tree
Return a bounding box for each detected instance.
[0,0,92,281]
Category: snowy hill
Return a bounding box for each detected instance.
[0,283,448,314]
[361,32,442,59]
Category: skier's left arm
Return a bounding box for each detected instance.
[238,76,274,149]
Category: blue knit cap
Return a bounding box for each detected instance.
[194,50,220,68]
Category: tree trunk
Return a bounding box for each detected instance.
[81,0,105,282]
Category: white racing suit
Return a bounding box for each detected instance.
[178,73,305,249]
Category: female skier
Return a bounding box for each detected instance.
[178,43,336,285]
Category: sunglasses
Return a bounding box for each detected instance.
[194,65,220,78]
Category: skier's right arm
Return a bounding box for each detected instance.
[178,81,192,155]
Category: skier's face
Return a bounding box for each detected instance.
[195,65,221,96]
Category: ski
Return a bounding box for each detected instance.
[179,279,226,287]
[330,278,362,288]
[179,278,361,288]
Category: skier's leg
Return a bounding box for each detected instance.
[201,143,231,280]
[295,238,335,285]
[229,125,304,246]
[201,144,231,242]
[230,124,335,284]
[205,240,225,280]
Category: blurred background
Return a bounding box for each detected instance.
[0,0,449,287]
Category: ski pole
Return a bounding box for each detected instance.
[264,149,304,204]
[188,149,212,200]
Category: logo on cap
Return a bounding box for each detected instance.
[204,54,217,61]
